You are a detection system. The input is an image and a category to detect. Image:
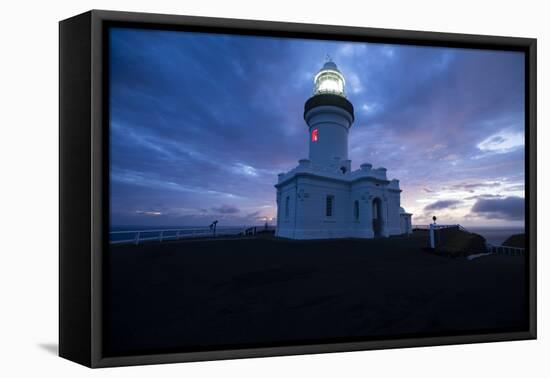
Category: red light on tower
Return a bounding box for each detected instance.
[312,128,318,142]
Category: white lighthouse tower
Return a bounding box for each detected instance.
[305,60,354,168]
[275,59,412,239]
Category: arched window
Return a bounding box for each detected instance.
[326,195,334,217]
[354,200,359,221]
[285,196,290,218]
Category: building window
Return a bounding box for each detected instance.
[311,128,318,142]
[326,195,334,217]
[354,200,359,221]
[285,196,290,218]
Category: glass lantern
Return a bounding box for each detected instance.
[313,61,346,97]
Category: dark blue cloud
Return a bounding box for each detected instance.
[424,200,462,211]
[212,204,240,214]
[471,196,525,220]
[109,28,525,227]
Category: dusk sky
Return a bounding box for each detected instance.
[109,27,525,228]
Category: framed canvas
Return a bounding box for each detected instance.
[59,10,537,368]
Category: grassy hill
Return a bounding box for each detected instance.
[105,231,527,356]
[503,234,525,248]
[433,226,488,257]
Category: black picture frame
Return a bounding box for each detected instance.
[59,9,537,368]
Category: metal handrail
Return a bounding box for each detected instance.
[413,224,462,230]
[109,227,212,235]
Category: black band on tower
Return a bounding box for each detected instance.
[304,94,355,122]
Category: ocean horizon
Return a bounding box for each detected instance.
[467,227,525,245]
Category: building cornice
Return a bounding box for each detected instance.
[275,170,392,188]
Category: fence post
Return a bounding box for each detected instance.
[429,223,435,249]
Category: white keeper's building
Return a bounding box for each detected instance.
[275,60,412,239]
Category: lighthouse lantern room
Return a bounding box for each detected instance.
[313,60,346,97]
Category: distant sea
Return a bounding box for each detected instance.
[111,225,524,246]
[467,227,525,245]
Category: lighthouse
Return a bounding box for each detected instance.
[275,59,412,240]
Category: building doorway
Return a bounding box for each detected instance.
[372,198,383,237]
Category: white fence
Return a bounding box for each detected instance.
[110,226,274,245]
[414,224,525,256]
[487,244,525,256]
[413,224,467,231]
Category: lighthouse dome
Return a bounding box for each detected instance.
[322,60,340,72]
[313,59,346,97]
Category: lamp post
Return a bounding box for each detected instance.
[429,216,437,249]
[209,220,218,237]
